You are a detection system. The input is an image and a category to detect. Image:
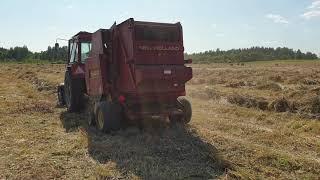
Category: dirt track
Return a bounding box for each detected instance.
[0,63,320,179]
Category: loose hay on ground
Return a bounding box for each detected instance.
[256,82,283,91]
[227,94,269,110]
[268,97,294,112]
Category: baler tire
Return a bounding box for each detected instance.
[64,71,83,112]
[95,101,122,132]
[177,97,192,124]
[57,84,66,106]
[88,111,96,127]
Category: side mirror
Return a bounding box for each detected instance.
[184,59,192,64]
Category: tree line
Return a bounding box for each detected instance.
[185,47,319,63]
[0,45,318,63]
[0,45,68,62]
[0,46,32,61]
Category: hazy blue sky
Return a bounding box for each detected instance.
[0,0,319,54]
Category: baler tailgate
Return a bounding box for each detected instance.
[135,65,192,93]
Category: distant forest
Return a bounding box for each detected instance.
[0,46,67,62]
[0,45,318,63]
[186,47,319,63]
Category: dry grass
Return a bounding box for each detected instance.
[0,64,227,179]
[0,61,320,179]
[189,61,320,179]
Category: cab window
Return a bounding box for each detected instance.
[81,42,92,63]
[69,42,78,63]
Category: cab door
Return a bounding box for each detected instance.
[68,41,91,79]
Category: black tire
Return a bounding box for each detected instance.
[95,101,122,132]
[64,71,84,112]
[177,97,192,124]
[57,84,66,106]
[88,111,96,127]
[87,100,96,127]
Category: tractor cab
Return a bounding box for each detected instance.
[67,31,92,78]
[68,31,92,64]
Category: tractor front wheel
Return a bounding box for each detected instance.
[95,101,122,132]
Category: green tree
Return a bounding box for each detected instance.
[185,47,318,63]
[296,49,303,59]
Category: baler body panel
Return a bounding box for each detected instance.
[114,19,192,104]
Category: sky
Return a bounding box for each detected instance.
[0,0,319,55]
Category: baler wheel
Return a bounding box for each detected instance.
[95,101,122,132]
[177,97,192,124]
[88,111,96,127]
[64,71,83,112]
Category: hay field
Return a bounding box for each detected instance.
[0,61,319,179]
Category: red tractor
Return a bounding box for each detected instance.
[57,18,193,132]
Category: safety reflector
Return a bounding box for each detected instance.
[75,67,84,74]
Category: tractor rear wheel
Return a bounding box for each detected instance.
[177,97,192,124]
[64,71,84,112]
[57,84,66,106]
[95,101,122,132]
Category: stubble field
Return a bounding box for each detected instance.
[0,60,319,179]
